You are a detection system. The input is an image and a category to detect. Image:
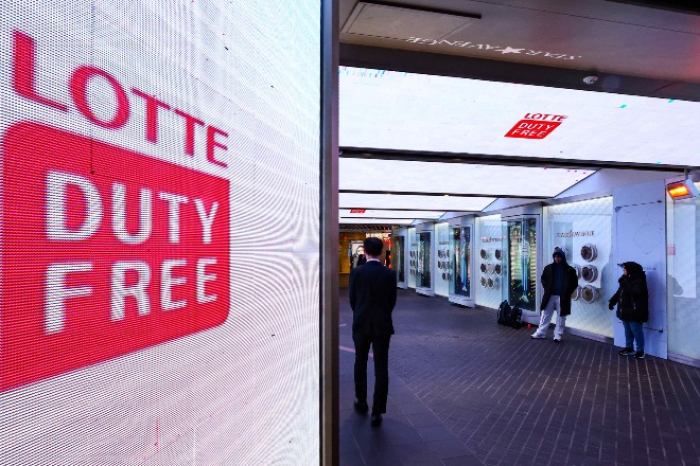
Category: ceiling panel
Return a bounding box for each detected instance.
[340,158,593,197]
[340,192,494,211]
[342,2,479,41]
[340,218,415,225]
[339,0,700,82]
[340,209,444,219]
[339,67,700,167]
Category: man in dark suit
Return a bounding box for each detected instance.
[349,237,397,427]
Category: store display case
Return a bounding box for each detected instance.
[507,217,538,313]
[394,234,406,287]
[449,224,474,307]
[417,231,433,295]
[474,215,506,310]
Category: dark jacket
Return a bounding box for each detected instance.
[349,260,397,336]
[609,262,649,323]
[540,251,579,317]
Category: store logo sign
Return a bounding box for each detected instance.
[557,230,595,238]
[505,113,567,140]
[1,123,231,392]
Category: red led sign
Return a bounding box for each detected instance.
[349,209,366,214]
[1,122,231,391]
[505,113,567,140]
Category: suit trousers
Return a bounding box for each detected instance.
[353,333,391,414]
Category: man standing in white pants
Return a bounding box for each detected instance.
[531,247,579,342]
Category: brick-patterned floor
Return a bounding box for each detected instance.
[339,288,700,466]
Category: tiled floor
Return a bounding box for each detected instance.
[338,288,700,466]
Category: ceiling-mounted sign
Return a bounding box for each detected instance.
[350,209,367,214]
[505,113,567,140]
[405,37,582,61]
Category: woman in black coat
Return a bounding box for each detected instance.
[608,262,648,359]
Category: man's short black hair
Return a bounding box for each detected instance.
[363,237,384,257]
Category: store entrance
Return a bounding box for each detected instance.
[338,230,393,288]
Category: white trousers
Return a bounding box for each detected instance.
[534,295,566,339]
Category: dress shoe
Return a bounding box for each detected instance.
[354,399,368,413]
[370,413,383,427]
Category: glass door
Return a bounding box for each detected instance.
[507,218,538,312]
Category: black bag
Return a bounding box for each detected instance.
[497,300,525,329]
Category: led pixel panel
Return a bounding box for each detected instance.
[1,1,321,464]
[340,67,700,166]
[341,158,593,197]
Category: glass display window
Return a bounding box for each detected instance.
[667,184,700,360]
[507,218,538,312]
[450,226,472,298]
[418,232,432,289]
[408,228,418,288]
[475,215,506,309]
[435,223,450,297]
[394,235,405,284]
[543,197,614,338]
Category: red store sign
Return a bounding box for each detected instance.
[505,113,567,140]
[1,124,231,392]
[1,30,235,391]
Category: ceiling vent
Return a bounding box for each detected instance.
[341,1,480,41]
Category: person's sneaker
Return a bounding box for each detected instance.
[354,399,368,414]
[553,338,561,343]
[370,413,383,427]
[531,333,546,339]
[618,348,634,356]
[634,351,645,359]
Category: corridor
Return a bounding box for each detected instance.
[339,289,700,466]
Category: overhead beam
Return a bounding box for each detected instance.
[340,147,690,171]
[339,43,699,102]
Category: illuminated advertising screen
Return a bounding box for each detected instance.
[340,67,700,166]
[1,1,322,464]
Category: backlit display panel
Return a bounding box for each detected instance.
[340,209,444,219]
[340,218,415,225]
[340,67,700,166]
[1,1,321,464]
[340,192,495,211]
[340,158,594,197]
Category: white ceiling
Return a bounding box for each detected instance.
[340,158,593,197]
[339,218,415,225]
[339,192,494,211]
[339,209,444,219]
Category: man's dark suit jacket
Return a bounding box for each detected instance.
[349,260,397,337]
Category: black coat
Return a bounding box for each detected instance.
[349,261,397,337]
[540,262,579,316]
[609,264,649,323]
